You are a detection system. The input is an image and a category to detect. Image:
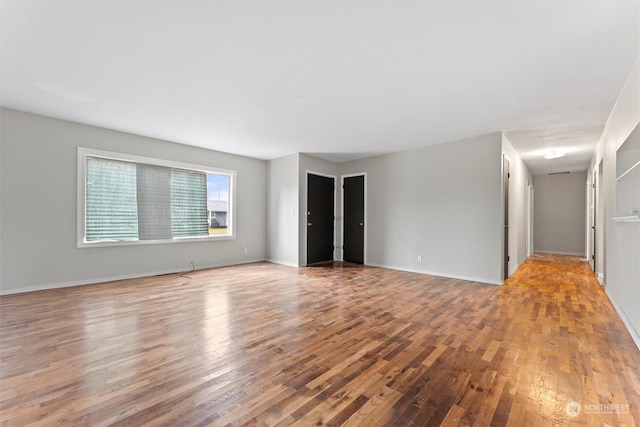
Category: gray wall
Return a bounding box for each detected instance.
[340,133,504,284]
[503,134,534,275]
[266,153,342,267]
[0,108,267,294]
[533,172,587,255]
[591,56,640,347]
[0,109,528,292]
[266,154,299,266]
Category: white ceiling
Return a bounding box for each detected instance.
[1,1,638,175]
[505,126,605,175]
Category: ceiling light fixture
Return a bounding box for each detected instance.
[544,150,565,159]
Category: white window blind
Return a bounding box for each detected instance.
[86,157,138,241]
[79,148,233,246]
[171,169,209,238]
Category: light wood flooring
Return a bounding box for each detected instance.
[1,254,639,426]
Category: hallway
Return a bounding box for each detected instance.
[498,253,639,425]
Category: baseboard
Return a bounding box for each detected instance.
[605,288,640,351]
[0,258,266,296]
[366,262,502,286]
[508,256,528,278]
[534,250,586,257]
[265,258,299,268]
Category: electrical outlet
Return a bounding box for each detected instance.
[631,209,640,216]
[243,248,248,254]
[417,255,422,263]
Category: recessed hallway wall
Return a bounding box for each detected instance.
[534,172,587,256]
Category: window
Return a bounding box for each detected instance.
[78,147,235,247]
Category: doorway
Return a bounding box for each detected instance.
[503,156,510,280]
[590,167,597,272]
[596,160,605,283]
[526,180,534,258]
[342,174,366,264]
[307,173,335,265]
[589,160,605,284]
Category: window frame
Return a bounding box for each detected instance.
[77,147,236,248]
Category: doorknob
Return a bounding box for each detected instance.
[308,222,312,226]
[359,222,364,226]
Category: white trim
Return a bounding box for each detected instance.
[0,259,265,296]
[586,177,592,263]
[305,171,338,264]
[340,172,367,265]
[502,154,510,280]
[605,288,640,351]
[611,215,640,222]
[526,182,534,259]
[366,262,503,286]
[595,160,605,280]
[266,258,299,268]
[534,250,587,257]
[77,147,237,248]
[616,159,640,181]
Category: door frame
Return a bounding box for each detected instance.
[596,160,605,283]
[525,179,534,259]
[502,155,510,281]
[305,171,337,265]
[588,169,596,271]
[340,172,367,264]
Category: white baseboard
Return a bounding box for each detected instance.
[366,262,502,286]
[0,258,265,296]
[534,250,586,257]
[605,288,640,351]
[265,258,299,268]
[507,256,528,278]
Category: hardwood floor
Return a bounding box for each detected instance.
[1,254,639,426]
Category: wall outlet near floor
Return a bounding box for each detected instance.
[631,208,640,216]
[417,255,422,263]
[243,248,248,254]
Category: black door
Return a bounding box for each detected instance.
[307,174,335,265]
[343,175,365,264]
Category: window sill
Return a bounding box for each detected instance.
[77,234,236,248]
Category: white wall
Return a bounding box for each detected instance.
[590,56,640,348]
[339,133,504,284]
[0,108,267,294]
[502,134,534,275]
[266,154,299,267]
[533,172,587,256]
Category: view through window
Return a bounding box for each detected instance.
[78,148,234,247]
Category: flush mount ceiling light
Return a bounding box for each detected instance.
[544,150,566,159]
